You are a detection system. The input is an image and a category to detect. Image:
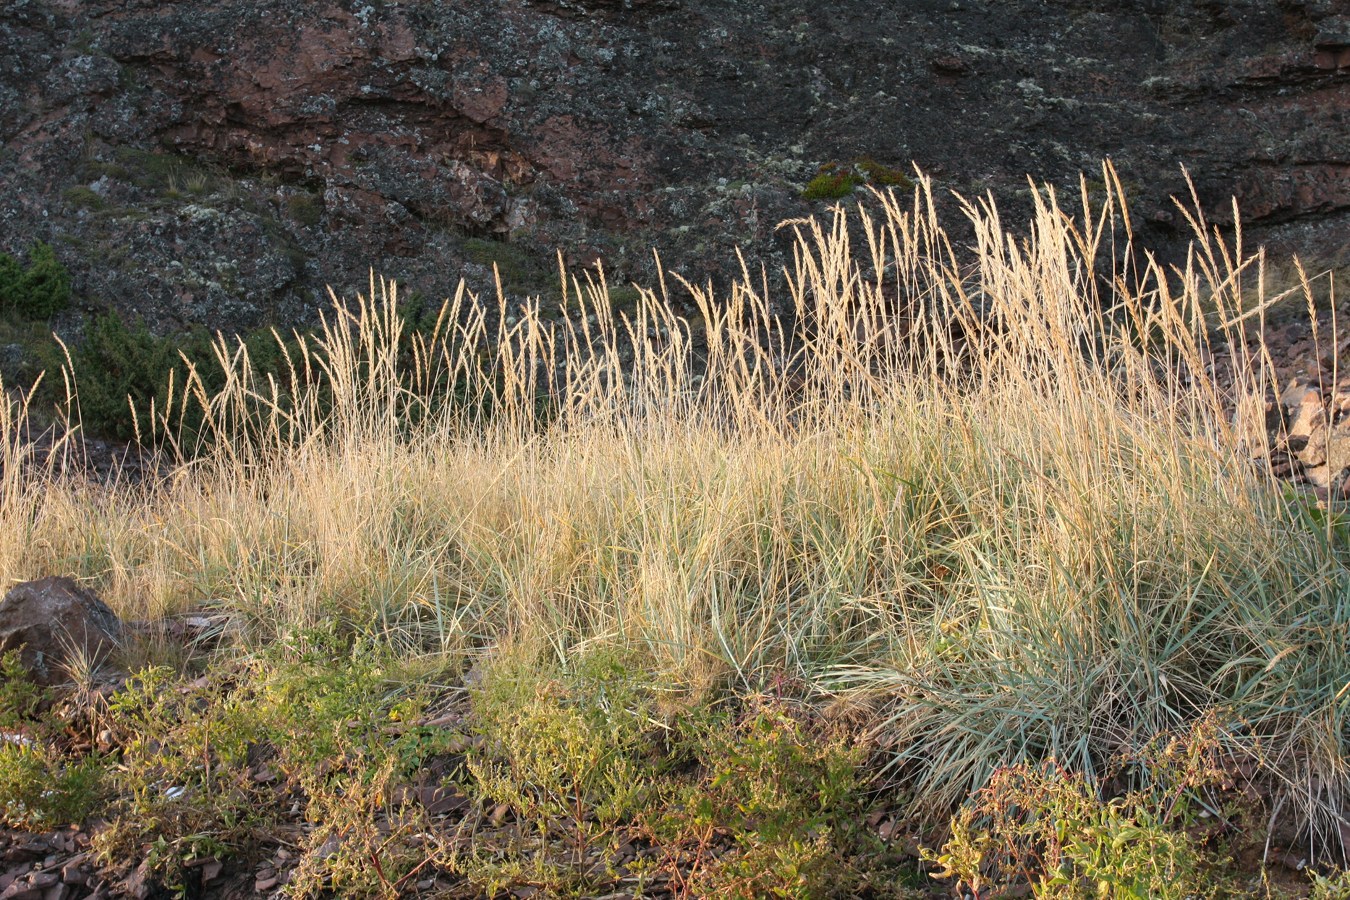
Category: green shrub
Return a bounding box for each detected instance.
[65,310,309,443]
[0,253,21,309]
[18,242,70,317]
[461,237,550,297]
[68,311,184,441]
[0,242,70,318]
[65,296,478,445]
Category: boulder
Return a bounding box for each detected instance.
[0,578,121,685]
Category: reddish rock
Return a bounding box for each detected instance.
[1234,164,1350,222]
[930,55,971,77]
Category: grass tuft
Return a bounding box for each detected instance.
[1,163,1347,885]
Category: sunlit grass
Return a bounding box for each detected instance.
[2,164,1346,857]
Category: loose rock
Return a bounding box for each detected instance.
[0,579,120,686]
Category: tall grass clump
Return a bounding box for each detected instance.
[1,163,1346,858]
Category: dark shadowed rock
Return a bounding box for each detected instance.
[0,578,121,685]
[0,0,1344,343]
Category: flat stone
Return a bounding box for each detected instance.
[1314,17,1350,50]
[0,883,43,900]
[417,784,470,816]
[1281,381,1319,410]
[1304,464,1333,488]
[59,856,87,886]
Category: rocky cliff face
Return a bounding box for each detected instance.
[0,0,1346,337]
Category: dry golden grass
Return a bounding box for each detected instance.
[2,164,1347,852]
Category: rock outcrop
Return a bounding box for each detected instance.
[0,577,121,685]
[0,0,1345,339]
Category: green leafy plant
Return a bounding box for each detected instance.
[923,720,1236,899]
[93,665,272,881]
[657,702,869,898]
[0,742,107,829]
[463,650,657,892]
[82,631,465,898]
[1311,867,1350,899]
[0,649,48,733]
[259,629,462,898]
[0,651,106,830]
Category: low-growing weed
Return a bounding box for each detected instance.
[0,651,107,829]
[923,719,1239,899]
[93,636,465,895]
[0,742,107,829]
[0,649,48,732]
[463,650,658,891]
[94,665,272,878]
[260,629,465,897]
[462,653,877,898]
[1311,868,1350,899]
[656,702,870,898]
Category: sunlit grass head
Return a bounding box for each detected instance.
[1,163,1345,857]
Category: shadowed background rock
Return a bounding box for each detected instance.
[0,0,1345,341]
